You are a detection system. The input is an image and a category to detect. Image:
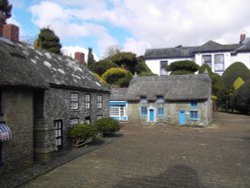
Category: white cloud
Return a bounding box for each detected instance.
[29,0,250,57]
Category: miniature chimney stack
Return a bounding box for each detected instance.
[74,52,85,66]
[2,24,19,42]
[240,33,246,44]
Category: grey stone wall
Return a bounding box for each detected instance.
[0,88,34,173]
[128,100,212,126]
[34,87,110,161]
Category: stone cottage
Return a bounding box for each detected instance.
[125,74,212,126]
[0,24,110,172]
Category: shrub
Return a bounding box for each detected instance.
[88,59,118,76]
[231,80,250,114]
[68,124,98,148]
[102,67,132,87]
[222,62,250,90]
[95,117,120,136]
[166,60,200,75]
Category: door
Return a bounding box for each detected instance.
[179,110,186,125]
[54,120,63,150]
[149,109,155,122]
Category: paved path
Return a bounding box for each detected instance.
[21,113,250,188]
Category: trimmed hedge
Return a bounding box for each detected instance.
[166,60,200,75]
[68,124,98,148]
[222,62,250,90]
[231,80,250,114]
[95,117,120,136]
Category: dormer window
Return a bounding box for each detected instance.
[157,96,164,103]
[190,101,198,108]
[140,97,147,103]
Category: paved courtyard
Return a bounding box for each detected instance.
[21,112,250,188]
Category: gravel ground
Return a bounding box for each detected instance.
[21,112,250,188]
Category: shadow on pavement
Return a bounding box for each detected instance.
[115,164,205,188]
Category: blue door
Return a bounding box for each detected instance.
[149,109,155,122]
[179,110,186,125]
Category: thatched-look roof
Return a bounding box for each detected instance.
[110,88,127,101]
[126,74,211,101]
[0,37,109,92]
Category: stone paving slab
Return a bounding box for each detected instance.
[20,112,250,188]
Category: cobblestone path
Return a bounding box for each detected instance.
[21,112,250,188]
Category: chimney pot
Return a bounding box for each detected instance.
[240,33,246,44]
[74,52,85,66]
[3,24,19,42]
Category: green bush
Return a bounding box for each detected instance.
[166,60,200,75]
[95,117,120,135]
[88,59,118,76]
[68,124,98,148]
[222,62,250,90]
[102,67,132,87]
[231,80,250,114]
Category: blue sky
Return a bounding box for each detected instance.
[8,0,250,59]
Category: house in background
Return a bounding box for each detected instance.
[110,88,128,121]
[0,23,110,172]
[144,34,250,76]
[125,74,212,126]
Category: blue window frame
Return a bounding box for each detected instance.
[157,96,164,103]
[140,97,147,103]
[141,106,147,116]
[157,107,164,116]
[190,111,199,120]
[190,101,198,108]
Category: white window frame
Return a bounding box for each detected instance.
[97,95,103,109]
[70,118,79,127]
[214,54,224,72]
[70,93,79,110]
[85,94,90,109]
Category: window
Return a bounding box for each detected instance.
[190,101,198,108]
[85,94,90,109]
[202,55,212,67]
[214,54,224,72]
[190,111,199,120]
[97,95,103,108]
[54,120,63,150]
[157,96,164,103]
[70,118,79,127]
[97,115,103,120]
[141,106,147,116]
[120,107,125,116]
[157,107,164,116]
[140,97,147,103]
[110,107,120,116]
[160,61,168,76]
[70,93,79,110]
[85,116,91,124]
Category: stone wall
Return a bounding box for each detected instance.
[128,100,212,126]
[0,88,34,173]
[34,87,110,161]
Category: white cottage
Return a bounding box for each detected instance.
[144,34,250,75]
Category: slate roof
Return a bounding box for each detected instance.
[125,74,211,101]
[144,40,250,60]
[110,88,127,101]
[0,37,109,92]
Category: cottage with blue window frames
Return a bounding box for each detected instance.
[125,74,212,126]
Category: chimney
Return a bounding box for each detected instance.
[3,24,19,42]
[240,33,246,44]
[74,52,85,66]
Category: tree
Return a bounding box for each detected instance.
[222,62,250,90]
[87,48,95,67]
[0,0,12,22]
[231,80,250,114]
[101,67,133,87]
[165,60,200,75]
[34,27,62,54]
[111,52,138,74]
[88,58,118,76]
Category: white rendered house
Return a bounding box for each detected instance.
[144,35,250,75]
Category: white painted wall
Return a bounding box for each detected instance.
[146,52,250,76]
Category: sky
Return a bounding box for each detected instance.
[8,0,250,59]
